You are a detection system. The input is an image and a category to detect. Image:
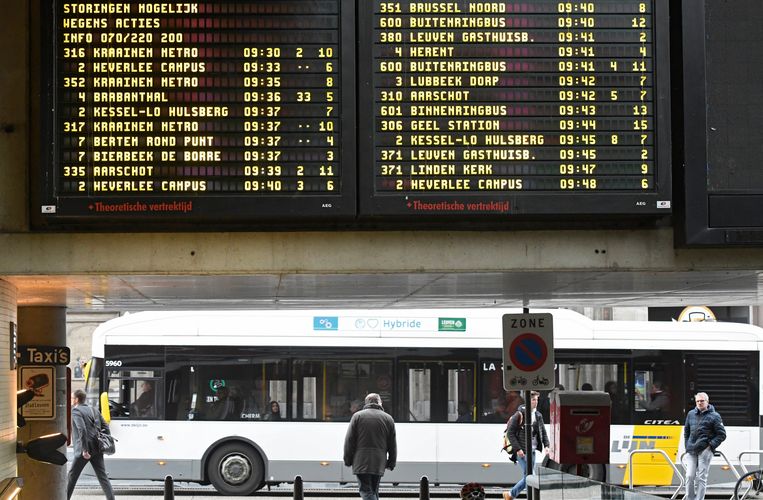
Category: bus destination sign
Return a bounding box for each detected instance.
[358,0,671,217]
[39,0,356,223]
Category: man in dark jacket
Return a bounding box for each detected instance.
[343,393,397,500]
[67,389,115,500]
[503,391,549,500]
[683,392,726,500]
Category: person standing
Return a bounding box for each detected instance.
[684,392,726,500]
[343,393,397,500]
[503,391,550,500]
[67,389,115,500]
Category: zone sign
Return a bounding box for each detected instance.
[502,313,555,391]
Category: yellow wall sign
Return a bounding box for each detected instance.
[677,306,717,322]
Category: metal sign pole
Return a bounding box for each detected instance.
[522,305,534,500]
[503,304,553,500]
[524,389,533,500]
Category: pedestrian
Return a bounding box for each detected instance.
[343,393,397,500]
[684,392,726,500]
[263,400,282,420]
[641,381,671,412]
[67,389,115,500]
[503,391,550,500]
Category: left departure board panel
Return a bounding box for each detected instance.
[36,0,355,227]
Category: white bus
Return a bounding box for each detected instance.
[84,308,763,495]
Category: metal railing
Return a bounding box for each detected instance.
[737,450,763,477]
[679,450,740,500]
[627,449,685,500]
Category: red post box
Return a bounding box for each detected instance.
[550,391,610,465]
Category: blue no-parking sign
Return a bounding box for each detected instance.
[502,313,554,391]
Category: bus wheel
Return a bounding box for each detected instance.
[207,443,263,495]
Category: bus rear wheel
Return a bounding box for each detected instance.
[207,443,264,495]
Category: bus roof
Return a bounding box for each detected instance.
[91,308,763,357]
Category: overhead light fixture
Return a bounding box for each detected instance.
[18,433,68,466]
[16,389,34,428]
[0,477,23,500]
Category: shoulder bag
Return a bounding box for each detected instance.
[90,406,117,455]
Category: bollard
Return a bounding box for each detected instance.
[163,475,174,500]
[419,475,429,500]
[294,474,304,500]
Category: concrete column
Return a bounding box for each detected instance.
[0,280,18,481]
[17,307,67,500]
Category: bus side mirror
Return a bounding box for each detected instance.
[83,360,91,385]
[100,392,111,423]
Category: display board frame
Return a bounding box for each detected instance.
[679,0,763,246]
[33,0,357,229]
[30,0,678,230]
[357,0,673,220]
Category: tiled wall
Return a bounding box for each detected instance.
[0,279,18,479]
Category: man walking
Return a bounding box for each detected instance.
[67,389,115,500]
[684,392,726,500]
[503,391,549,500]
[343,393,397,500]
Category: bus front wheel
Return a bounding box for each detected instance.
[207,443,264,496]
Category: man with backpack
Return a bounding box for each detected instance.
[503,391,549,500]
[67,389,115,500]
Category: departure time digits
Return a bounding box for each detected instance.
[372,0,657,194]
[57,1,342,198]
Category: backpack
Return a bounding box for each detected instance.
[501,411,523,462]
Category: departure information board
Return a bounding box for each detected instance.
[358,0,671,217]
[38,0,356,223]
[37,0,671,227]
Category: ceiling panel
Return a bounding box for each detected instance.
[6,270,763,311]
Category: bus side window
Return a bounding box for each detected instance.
[131,379,157,418]
[633,352,683,422]
[557,361,628,424]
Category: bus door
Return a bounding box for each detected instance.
[629,351,684,486]
[398,361,476,482]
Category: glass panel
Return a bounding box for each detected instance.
[479,358,523,422]
[84,357,103,408]
[535,466,665,499]
[557,361,629,423]
[408,367,431,422]
[294,359,393,421]
[105,369,162,419]
[268,380,287,418]
[131,379,159,418]
[633,353,682,421]
[557,363,619,392]
[302,376,317,419]
[265,360,288,419]
[447,364,475,422]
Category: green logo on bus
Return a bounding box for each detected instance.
[438,318,466,332]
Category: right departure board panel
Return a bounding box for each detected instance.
[359,0,671,218]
